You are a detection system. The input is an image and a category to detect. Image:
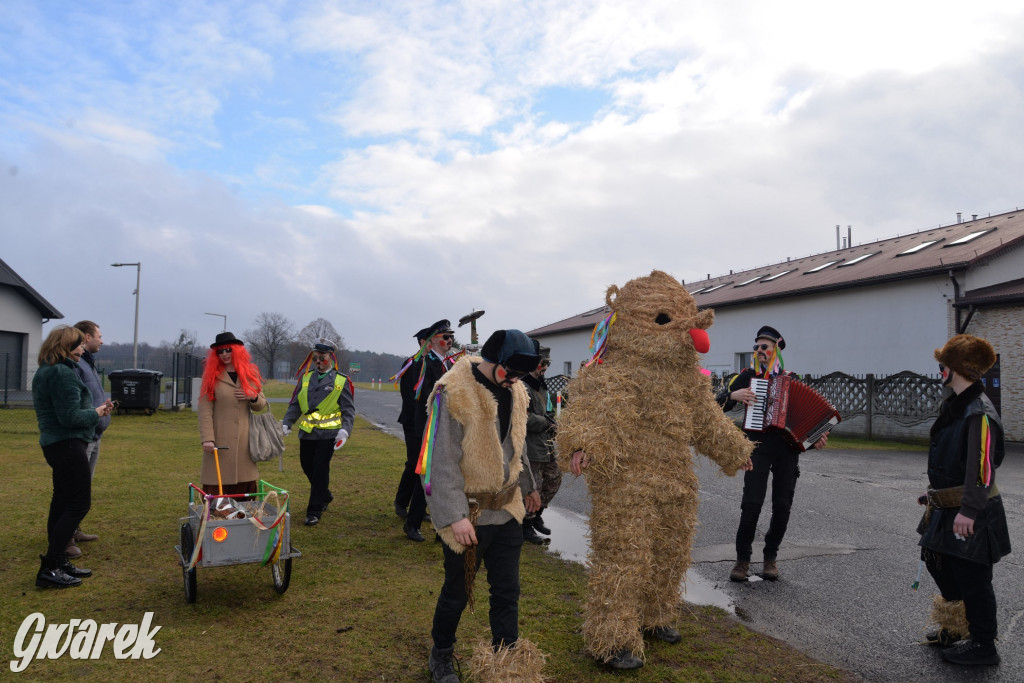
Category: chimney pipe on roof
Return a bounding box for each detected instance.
[848,225,852,249]
[973,214,978,221]
[957,212,962,223]
[836,225,840,250]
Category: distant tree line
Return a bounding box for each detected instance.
[90,317,407,382]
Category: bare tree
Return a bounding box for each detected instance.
[295,317,349,372]
[170,329,200,356]
[244,313,295,379]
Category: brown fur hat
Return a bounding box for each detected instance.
[934,334,996,381]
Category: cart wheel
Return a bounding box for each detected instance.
[180,523,198,604]
[271,558,292,594]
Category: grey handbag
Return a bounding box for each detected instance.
[249,404,285,462]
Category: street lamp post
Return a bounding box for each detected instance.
[205,312,227,331]
[111,262,141,368]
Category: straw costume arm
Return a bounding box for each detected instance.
[690,378,753,477]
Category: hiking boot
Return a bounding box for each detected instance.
[533,509,552,535]
[74,528,99,542]
[522,519,549,545]
[924,628,961,647]
[729,561,749,582]
[762,559,779,581]
[66,542,83,559]
[428,645,460,682]
[36,555,82,589]
[942,639,1000,666]
[607,649,643,670]
[645,626,682,644]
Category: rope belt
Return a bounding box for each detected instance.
[463,481,520,611]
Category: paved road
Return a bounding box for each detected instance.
[354,387,1024,682]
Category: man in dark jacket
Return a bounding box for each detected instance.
[521,344,559,545]
[919,334,1009,667]
[282,339,355,526]
[395,319,454,542]
[71,320,111,553]
[717,325,827,582]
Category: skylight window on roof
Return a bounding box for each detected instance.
[703,282,732,293]
[804,260,841,273]
[897,240,940,255]
[688,287,708,295]
[761,269,794,282]
[837,252,878,267]
[945,230,991,246]
[734,276,764,287]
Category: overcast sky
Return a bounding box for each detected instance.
[3,1,1024,356]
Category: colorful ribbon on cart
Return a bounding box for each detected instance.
[246,490,289,567]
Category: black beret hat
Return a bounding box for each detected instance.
[755,325,785,350]
[482,329,540,373]
[416,319,453,341]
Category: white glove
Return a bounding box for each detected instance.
[334,429,349,450]
[281,422,291,437]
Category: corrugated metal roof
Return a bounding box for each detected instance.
[687,210,1024,309]
[0,256,64,319]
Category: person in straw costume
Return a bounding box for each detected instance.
[556,270,753,670]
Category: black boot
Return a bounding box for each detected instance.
[428,645,460,682]
[533,507,551,535]
[36,555,82,589]
[61,554,92,578]
[522,518,548,545]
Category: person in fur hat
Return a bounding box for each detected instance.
[556,270,753,670]
[419,329,545,682]
[918,333,1009,666]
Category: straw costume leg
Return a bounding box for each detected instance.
[640,475,699,633]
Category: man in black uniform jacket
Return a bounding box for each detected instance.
[395,319,455,542]
[717,325,827,582]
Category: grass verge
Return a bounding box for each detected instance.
[1,409,853,681]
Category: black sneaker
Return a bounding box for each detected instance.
[645,626,682,644]
[942,639,1000,666]
[304,515,320,526]
[36,556,82,589]
[404,522,425,542]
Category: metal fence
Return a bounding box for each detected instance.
[0,351,205,431]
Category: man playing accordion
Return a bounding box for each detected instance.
[717,325,828,582]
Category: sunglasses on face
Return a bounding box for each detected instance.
[939,363,946,373]
[753,343,771,351]
[499,365,529,381]
[440,334,454,341]
[216,348,233,356]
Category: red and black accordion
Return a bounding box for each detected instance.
[743,374,841,451]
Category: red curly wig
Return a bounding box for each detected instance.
[201,344,263,401]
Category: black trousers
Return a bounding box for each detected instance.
[394,422,427,528]
[42,439,92,560]
[926,552,998,642]
[299,438,335,517]
[432,519,523,649]
[736,447,799,562]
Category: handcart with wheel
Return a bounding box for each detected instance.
[175,449,300,603]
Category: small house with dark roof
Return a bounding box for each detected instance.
[529,209,1024,440]
[0,256,63,391]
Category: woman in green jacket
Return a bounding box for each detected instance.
[32,325,113,588]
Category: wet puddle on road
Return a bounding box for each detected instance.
[540,506,737,614]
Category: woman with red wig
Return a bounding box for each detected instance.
[198,332,267,494]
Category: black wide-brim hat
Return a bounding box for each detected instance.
[755,325,785,350]
[211,331,244,348]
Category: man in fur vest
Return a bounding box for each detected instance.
[420,329,545,683]
[919,334,1009,667]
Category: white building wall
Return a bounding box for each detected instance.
[538,329,593,378]
[0,285,46,380]
[962,246,1024,290]
[702,276,954,376]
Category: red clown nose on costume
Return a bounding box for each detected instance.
[688,328,710,353]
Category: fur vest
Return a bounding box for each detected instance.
[432,357,529,549]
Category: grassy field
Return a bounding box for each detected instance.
[1,408,854,682]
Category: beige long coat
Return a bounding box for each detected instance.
[198,371,267,486]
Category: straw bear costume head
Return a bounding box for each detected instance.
[605,269,714,364]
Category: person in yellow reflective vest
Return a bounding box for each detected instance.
[283,339,356,526]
